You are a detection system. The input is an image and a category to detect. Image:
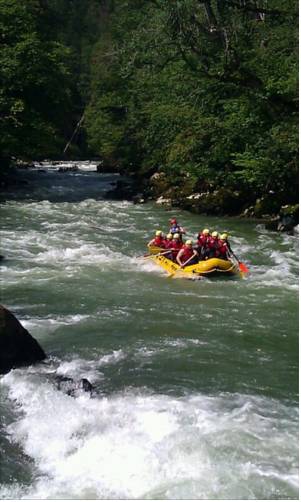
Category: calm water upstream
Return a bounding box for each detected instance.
[0,163,298,499]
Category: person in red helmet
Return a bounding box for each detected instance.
[148,230,165,248]
[168,217,186,240]
[176,240,199,268]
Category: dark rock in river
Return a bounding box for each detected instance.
[56,376,94,397]
[132,193,145,204]
[265,204,299,234]
[58,164,78,172]
[0,305,46,374]
[96,159,121,173]
[105,179,137,200]
[15,160,35,169]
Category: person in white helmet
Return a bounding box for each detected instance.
[176,240,199,268]
[148,230,165,248]
[196,228,210,260]
[216,233,230,260]
[170,233,183,261]
[207,230,219,258]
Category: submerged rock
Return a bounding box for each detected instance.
[0,305,46,374]
[58,164,78,172]
[56,376,94,397]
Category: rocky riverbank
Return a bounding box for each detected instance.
[105,170,299,235]
[1,160,298,234]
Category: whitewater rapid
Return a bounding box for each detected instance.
[0,165,298,499]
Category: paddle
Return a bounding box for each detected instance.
[228,251,249,273]
[168,255,196,278]
[140,249,170,259]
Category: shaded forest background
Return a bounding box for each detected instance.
[0,0,298,211]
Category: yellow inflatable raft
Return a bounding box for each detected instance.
[149,254,240,278]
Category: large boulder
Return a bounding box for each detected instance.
[149,172,170,196]
[181,188,246,215]
[0,305,46,374]
[105,179,137,200]
[265,204,299,234]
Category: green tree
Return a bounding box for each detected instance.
[0,0,74,164]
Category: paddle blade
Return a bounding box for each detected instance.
[239,262,249,273]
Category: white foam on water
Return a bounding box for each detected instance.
[244,230,299,290]
[20,314,90,335]
[55,359,103,384]
[132,257,166,274]
[50,350,126,382]
[134,339,208,360]
[98,349,126,365]
[249,255,298,290]
[0,371,298,500]
[34,243,128,268]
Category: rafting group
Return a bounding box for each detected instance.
[145,218,248,278]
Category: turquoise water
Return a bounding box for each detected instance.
[0,165,298,499]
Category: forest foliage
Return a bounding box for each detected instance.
[0,0,298,204]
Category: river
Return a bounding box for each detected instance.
[0,163,298,499]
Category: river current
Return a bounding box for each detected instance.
[0,163,298,499]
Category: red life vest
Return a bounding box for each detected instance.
[216,240,229,259]
[180,245,194,263]
[197,234,209,248]
[153,236,164,246]
[171,240,183,260]
[165,240,174,249]
[207,236,219,250]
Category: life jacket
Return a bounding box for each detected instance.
[207,236,219,250]
[180,245,194,263]
[216,240,229,259]
[197,234,209,248]
[169,224,181,234]
[153,236,164,246]
[165,240,175,249]
[171,240,183,260]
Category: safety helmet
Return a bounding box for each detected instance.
[202,228,210,234]
[173,233,180,239]
[185,240,193,246]
[220,233,228,240]
[167,233,173,239]
[170,218,177,224]
[211,231,218,238]
[155,230,162,236]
